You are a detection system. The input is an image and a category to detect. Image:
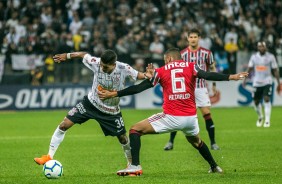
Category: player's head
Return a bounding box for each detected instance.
[100,50,117,73]
[257,41,267,55]
[187,28,201,48]
[164,48,182,64]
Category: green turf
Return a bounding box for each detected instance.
[0,107,282,184]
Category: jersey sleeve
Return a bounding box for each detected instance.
[191,63,199,77]
[207,51,214,65]
[82,54,100,72]
[151,68,161,86]
[123,63,138,81]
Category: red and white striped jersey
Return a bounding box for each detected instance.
[82,54,138,115]
[151,60,199,116]
[181,47,214,88]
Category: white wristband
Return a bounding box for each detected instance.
[144,73,148,79]
[66,53,71,59]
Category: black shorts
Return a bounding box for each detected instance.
[66,96,126,136]
[253,85,272,100]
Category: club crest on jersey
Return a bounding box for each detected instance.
[113,73,121,84]
[118,65,125,69]
[68,107,78,116]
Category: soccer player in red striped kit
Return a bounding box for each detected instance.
[98,48,248,176]
[164,28,220,151]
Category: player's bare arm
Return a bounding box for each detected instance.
[272,68,281,94]
[242,67,254,87]
[53,52,88,63]
[229,72,249,80]
[136,63,155,80]
[98,90,118,100]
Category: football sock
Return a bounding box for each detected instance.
[204,113,215,145]
[48,126,66,158]
[197,141,217,169]
[254,103,263,119]
[169,131,177,144]
[121,137,132,164]
[129,129,142,166]
[264,102,271,123]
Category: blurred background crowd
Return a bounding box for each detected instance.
[0,0,282,85]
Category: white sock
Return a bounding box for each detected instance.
[48,126,66,158]
[254,103,263,119]
[264,102,271,123]
[121,139,132,164]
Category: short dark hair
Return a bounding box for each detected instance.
[165,48,182,59]
[188,28,201,37]
[100,50,117,64]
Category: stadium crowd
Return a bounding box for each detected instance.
[0,0,281,85]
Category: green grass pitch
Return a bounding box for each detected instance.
[0,107,282,184]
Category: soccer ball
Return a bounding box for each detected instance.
[43,160,63,179]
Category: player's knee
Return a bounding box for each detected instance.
[187,136,202,149]
[59,117,73,131]
[264,96,270,102]
[129,129,143,136]
[203,113,211,120]
[117,134,128,144]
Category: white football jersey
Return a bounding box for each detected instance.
[248,52,278,87]
[82,54,138,114]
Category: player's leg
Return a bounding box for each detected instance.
[117,118,155,176]
[186,134,223,173]
[195,88,219,150]
[34,96,90,165]
[94,110,132,165]
[163,131,177,151]
[262,85,272,127]
[34,117,74,165]
[199,107,219,150]
[117,133,132,165]
[181,114,222,173]
[253,87,264,127]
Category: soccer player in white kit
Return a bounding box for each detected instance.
[34,50,148,168]
[243,41,281,127]
[98,48,248,176]
[164,28,220,151]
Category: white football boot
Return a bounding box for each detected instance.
[117,164,143,176]
[208,166,223,174]
[263,122,270,128]
[256,118,263,127]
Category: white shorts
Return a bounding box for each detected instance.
[195,88,211,107]
[148,113,199,136]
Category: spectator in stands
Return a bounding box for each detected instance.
[149,35,164,67]
[30,67,43,86]
[0,0,281,85]
[224,38,239,74]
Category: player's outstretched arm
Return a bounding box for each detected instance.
[197,70,248,81]
[53,52,88,63]
[98,79,153,100]
[242,67,253,87]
